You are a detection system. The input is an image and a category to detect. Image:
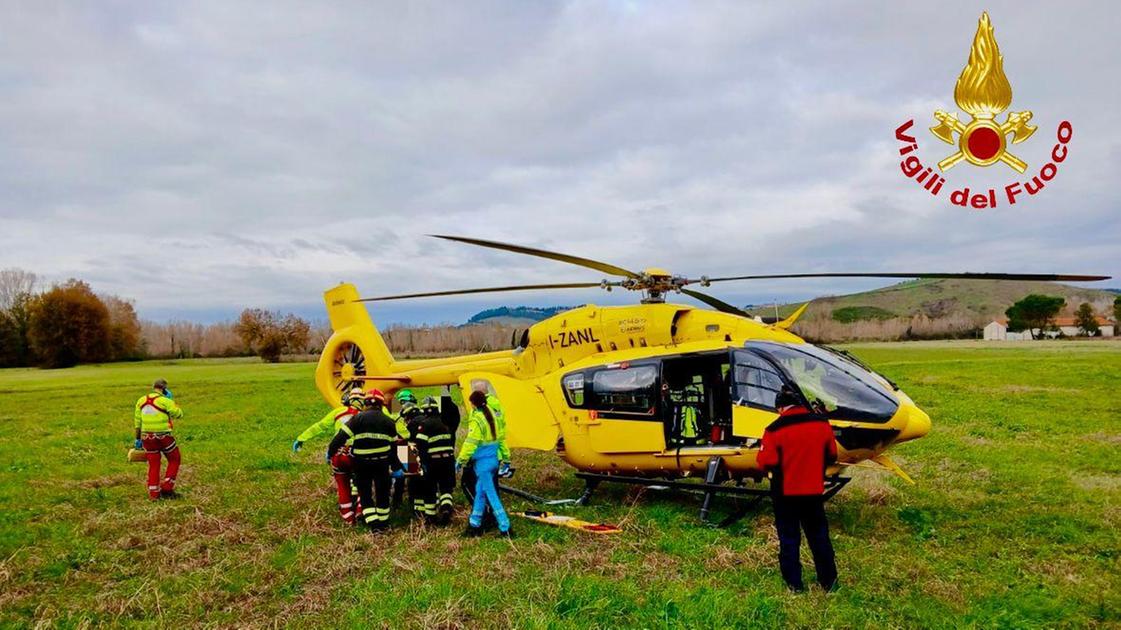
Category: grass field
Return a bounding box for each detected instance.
[1,341,1119,628]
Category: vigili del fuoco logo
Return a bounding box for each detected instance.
[895,12,1071,209]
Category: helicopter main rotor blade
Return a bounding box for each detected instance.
[354,281,609,302]
[697,272,1111,283]
[430,234,642,279]
[680,288,748,316]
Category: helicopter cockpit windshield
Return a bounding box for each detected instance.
[733,342,899,423]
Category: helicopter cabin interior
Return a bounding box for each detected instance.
[560,342,902,454]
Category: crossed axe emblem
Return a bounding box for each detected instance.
[930,110,1037,173]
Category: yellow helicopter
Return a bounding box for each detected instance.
[314,235,1109,517]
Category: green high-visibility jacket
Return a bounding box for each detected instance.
[297,405,359,443]
[134,392,183,433]
[486,394,504,421]
[680,405,699,439]
[457,406,510,465]
[392,413,410,440]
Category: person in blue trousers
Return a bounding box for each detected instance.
[457,389,513,537]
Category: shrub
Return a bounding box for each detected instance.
[27,280,111,368]
[831,306,896,323]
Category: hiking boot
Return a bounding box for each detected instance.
[498,528,514,539]
[462,525,483,538]
[436,504,453,525]
[159,488,178,499]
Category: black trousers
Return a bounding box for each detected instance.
[428,456,456,502]
[773,494,837,589]
[353,459,392,528]
[409,456,458,519]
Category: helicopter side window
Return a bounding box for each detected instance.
[590,365,658,416]
[732,351,787,411]
[562,373,586,407]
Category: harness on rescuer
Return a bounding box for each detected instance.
[138,395,174,431]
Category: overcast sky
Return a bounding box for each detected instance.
[2,1,1118,325]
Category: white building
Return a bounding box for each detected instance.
[983,317,1115,340]
[1053,316,1115,338]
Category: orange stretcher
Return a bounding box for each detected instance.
[515,510,622,534]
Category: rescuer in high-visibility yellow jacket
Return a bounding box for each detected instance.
[292,388,366,452]
[459,382,506,526]
[292,388,370,525]
[133,378,184,500]
[458,389,512,536]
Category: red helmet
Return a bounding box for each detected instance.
[365,388,386,405]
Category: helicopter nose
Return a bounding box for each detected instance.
[896,406,931,443]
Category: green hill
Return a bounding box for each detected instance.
[745,279,1116,341]
[466,305,573,326]
[750,278,1116,322]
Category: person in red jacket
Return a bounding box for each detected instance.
[756,388,839,593]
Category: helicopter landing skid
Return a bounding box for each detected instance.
[497,483,581,507]
[573,470,851,526]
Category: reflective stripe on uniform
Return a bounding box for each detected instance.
[353,432,393,441]
[352,446,391,455]
[428,446,454,454]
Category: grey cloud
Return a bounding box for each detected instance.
[0,1,1117,323]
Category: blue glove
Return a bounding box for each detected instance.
[292,440,303,453]
[163,388,174,400]
[133,439,143,450]
[498,462,513,478]
[455,462,463,474]
[391,468,405,480]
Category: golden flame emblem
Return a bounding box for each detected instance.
[930,12,1036,172]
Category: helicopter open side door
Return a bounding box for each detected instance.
[729,349,784,439]
[458,372,560,450]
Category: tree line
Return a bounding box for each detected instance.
[0,269,146,368]
[0,267,520,368]
[0,268,331,368]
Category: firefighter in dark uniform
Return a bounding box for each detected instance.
[756,388,839,592]
[406,396,458,525]
[327,402,403,532]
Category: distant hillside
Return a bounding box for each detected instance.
[747,279,1116,342]
[466,305,573,326]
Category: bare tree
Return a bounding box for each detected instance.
[235,308,311,362]
[0,268,37,312]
